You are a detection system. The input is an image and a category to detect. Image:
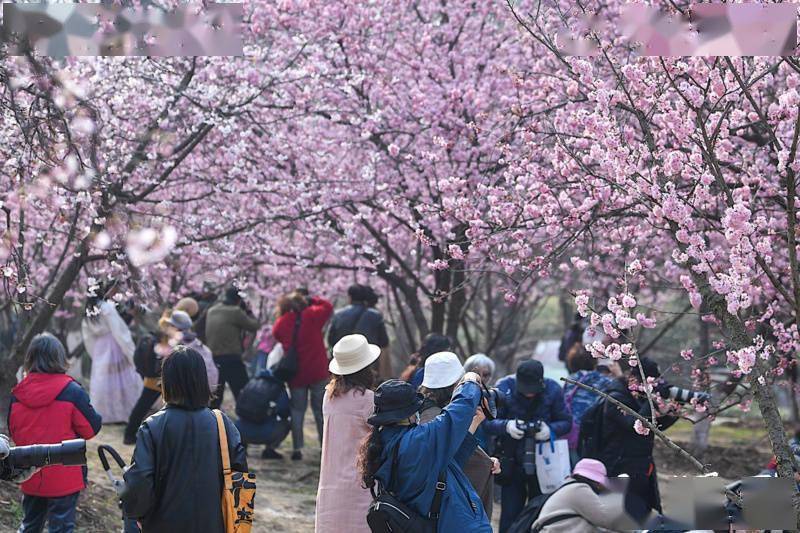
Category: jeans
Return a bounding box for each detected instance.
[499,469,541,533]
[19,492,79,533]
[210,355,250,410]
[289,379,327,451]
[124,387,161,441]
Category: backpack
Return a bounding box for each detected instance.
[366,442,447,533]
[133,335,158,378]
[273,314,301,383]
[236,372,286,424]
[576,398,606,459]
[507,480,582,533]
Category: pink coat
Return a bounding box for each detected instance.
[315,388,374,533]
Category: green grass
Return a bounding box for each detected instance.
[667,418,768,447]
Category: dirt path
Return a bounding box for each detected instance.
[85,421,320,532]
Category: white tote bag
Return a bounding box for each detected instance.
[266,342,284,370]
[535,437,571,494]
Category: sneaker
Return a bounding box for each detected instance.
[291,450,302,461]
[261,448,284,460]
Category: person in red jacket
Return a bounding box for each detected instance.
[272,290,333,461]
[8,333,102,533]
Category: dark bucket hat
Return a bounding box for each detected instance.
[367,379,424,426]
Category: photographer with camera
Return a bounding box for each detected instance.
[358,374,492,532]
[484,360,572,533]
[8,333,102,532]
[593,356,680,525]
[418,352,502,519]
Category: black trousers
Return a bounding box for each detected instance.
[124,387,161,441]
[210,355,249,409]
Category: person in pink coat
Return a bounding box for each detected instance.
[315,334,381,533]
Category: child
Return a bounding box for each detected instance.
[8,333,102,532]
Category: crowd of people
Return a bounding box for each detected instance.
[0,280,712,532]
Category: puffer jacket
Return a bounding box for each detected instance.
[121,405,247,533]
[8,372,102,497]
[483,375,572,461]
[533,479,629,532]
[374,381,492,532]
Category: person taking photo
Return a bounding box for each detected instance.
[358,374,492,532]
[483,359,572,532]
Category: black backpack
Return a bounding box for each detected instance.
[507,480,582,533]
[577,398,606,459]
[366,443,447,533]
[235,372,286,423]
[133,335,159,378]
[273,314,301,383]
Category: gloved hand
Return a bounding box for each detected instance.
[506,420,524,440]
[0,434,10,459]
[534,422,551,442]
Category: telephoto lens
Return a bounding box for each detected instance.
[6,439,86,469]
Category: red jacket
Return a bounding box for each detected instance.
[273,296,334,388]
[8,373,102,497]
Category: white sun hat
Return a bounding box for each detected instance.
[330,334,381,375]
[422,351,464,389]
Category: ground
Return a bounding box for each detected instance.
[0,406,775,532]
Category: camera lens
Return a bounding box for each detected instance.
[7,439,86,469]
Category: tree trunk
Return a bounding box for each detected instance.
[692,304,712,453]
[0,248,86,429]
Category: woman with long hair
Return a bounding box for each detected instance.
[80,279,143,423]
[357,375,492,532]
[272,290,333,461]
[122,346,247,532]
[315,334,380,532]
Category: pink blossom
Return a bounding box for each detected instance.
[633,419,650,436]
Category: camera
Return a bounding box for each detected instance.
[479,382,505,420]
[655,381,710,404]
[517,420,542,476]
[5,439,86,470]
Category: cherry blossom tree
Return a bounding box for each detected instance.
[496,0,800,507]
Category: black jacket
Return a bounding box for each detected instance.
[133,334,162,379]
[121,406,247,533]
[327,303,389,348]
[598,379,677,475]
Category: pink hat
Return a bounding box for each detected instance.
[572,458,609,488]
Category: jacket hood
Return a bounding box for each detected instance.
[12,373,73,408]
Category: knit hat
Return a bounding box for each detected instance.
[421,352,464,389]
[572,458,609,488]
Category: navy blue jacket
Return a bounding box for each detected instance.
[484,375,572,459]
[374,381,492,532]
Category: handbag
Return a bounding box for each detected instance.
[273,314,301,382]
[213,410,257,533]
[534,434,571,494]
[366,442,447,533]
